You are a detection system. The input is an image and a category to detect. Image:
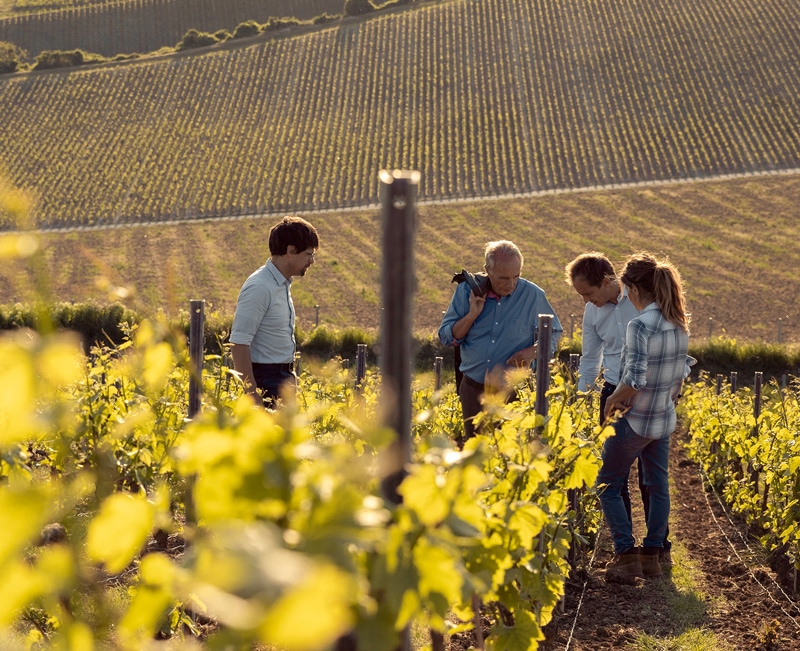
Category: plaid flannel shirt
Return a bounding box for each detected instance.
[619,303,690,439]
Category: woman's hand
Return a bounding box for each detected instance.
[603,383,639,421]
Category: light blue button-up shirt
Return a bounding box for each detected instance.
[577,288,641,391]
[230,259,296,364]
[439,278,562,384]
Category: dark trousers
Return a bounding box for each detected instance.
[457,374,484,446]
[600,381,671,550]
[457,374,521,449]
[252,362,297,409]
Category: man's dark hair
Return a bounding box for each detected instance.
[268,216,319,256]
[565,252,615,287]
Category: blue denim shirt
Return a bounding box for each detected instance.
[438,278,563,384]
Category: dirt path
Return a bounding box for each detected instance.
[543,428,800,650]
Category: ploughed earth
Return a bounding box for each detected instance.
[447,427,800,651]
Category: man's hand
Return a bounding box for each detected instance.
[467,291,486,316]
[506,344,537,368]
[231,343,263,407]
[452,292,487,340]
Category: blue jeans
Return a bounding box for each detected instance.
[597,417,671,554]
[599,382,633,521]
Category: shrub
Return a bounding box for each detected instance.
[263,17,302,32]
[232,20,261,40]
[176,29,219,51]
[688,336,800,384]
[33,49,96,70]
[0,301,139,350]
[33,49,105,70]
[52,301,141,349]
[343,0,374,17]
[0,41,26,74]
[213,29,232,42]
[313,13,340,25]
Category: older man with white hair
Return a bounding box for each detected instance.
[439,240,563,446]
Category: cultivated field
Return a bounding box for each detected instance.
[0,0,340,55]
[4,173,800,344]
[0,0,798,230]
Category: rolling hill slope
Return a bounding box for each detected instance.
[0,0,798,230]
[4,173,800,344]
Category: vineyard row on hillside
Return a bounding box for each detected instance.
[681,378,800,574]
[0,0,799,229]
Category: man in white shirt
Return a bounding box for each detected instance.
[566,252,672,560]
[230,216,319,407]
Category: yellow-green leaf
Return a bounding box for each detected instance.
[414,535,463,604]
[507,504,547,548]
[564,452,600,489]
[87,493,154,574]
[399,464,451,526]
[261,563,356,651]
[488,609,544,651]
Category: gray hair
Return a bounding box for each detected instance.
[484,240,524,270]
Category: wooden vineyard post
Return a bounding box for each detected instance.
[715,374,724,396]
[188,299,205,419]
[534,315,554,422]
[377,169,418,504]
[334,172,419,651]
[753,371,763,426]
[355,343,367,390]
[186,299,205,527]
[749,371,763,488]
[569,353,580,375]
[730,371,738,393]
[434,356,443,391]
[380,169,419,651]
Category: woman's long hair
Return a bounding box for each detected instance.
[621,252,690,332]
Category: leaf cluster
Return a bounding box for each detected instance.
[681,376,800,567]
[0,316,609,650]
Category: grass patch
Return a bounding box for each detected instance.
[659,542,713,629]
[626,538,732,649]
[631,629,735,651]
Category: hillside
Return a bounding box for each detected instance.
[0,0,798,230]
[4,173,800,345]
[0,0,341,56]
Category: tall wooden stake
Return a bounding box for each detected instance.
[378,169,418,651]
[378,169,418,506]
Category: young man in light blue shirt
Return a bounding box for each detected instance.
[230,216,319,408]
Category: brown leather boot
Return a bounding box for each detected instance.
[606,548,643,580]
[640,546,663,578]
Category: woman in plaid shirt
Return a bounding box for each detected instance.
[598,252,690,580]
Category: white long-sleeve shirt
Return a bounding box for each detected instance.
[577,288,640,391]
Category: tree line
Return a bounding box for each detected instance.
[0,0,425,73]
